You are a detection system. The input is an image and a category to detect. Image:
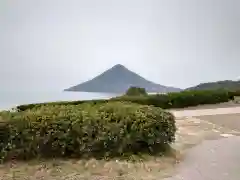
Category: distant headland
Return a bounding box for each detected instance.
[64,64,182,93]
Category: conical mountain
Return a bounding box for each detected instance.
[65,64,181,93]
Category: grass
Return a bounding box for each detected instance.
[0,153,180,180]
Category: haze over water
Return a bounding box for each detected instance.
[0,91,114,110]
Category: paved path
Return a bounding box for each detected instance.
[171,106,240,118]
[166,107,240,180]
[166,136,240,180]
[198,114,240,131]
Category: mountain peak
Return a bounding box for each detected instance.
[112,64,125,68]
[110,64,128,71]
[65,64,181,93]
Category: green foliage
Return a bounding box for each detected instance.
[16,99,108,111]
[113,89,231,109]
[228,90,240,98]
[16,89,233,111]
[186,80,240,91]
[165,90,230,108]
[125,86,147,96]
[3,89,233,161]
[0,102,176,161]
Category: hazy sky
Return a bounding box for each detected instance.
[1,0,240,91]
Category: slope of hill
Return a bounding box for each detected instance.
[186,80,240,91]
[65,64,182,93]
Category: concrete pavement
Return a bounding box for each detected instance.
[171,106,240,118]
[166,136,240,180]
[165,107,240,180]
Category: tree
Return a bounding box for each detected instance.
[125,86,147,96]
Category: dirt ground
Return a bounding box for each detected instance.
[0,157,177,180]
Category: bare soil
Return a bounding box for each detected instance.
[0,156,177,180]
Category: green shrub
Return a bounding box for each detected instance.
[16,99,108,111]
[228,90,240,98]
[166,90,230,108]
[16,90,232,112]
[112,90,231,109]
[125,86,147,96]
[0,102,176,161]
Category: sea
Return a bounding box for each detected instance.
[0,91,117,111]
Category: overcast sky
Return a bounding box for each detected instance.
[1,0,240,91]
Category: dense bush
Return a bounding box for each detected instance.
[228,90,240,98]
[166,90,231,108]
[0,102,176,161]
[125,86,147,96]
[16,89,232,111]
[113,89,231,109]
[16,99,108,111]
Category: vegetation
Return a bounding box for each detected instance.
[16,89,234,111]
[116,89,231,108]
[16,99,108,111]
[125,86,147,96]
[228,90,240,98]
[1,87,239,179]
[1,86,239,179]
[0,102,176,162]
[186,80,240,91]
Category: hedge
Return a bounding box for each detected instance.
[166,90,231,108]
[16,99,108,111]
[0,102,176,161]
[112,89,231,109]
[228,90,240,98]
[16,89,233,111]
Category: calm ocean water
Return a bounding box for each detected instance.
[0,91,116,110]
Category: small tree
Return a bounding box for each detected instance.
[125,86,147,96]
